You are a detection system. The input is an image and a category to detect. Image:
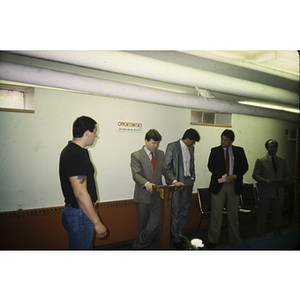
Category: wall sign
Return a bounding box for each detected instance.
[117,121,143,132]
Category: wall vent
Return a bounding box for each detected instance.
[287,128,297,140]
[191,110,232,127]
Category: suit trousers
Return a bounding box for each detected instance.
[208,183,241,245]
[132,195,160,249]
[171,176,193,243]
[257,194,284,237]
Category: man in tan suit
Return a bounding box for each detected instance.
[252,139,290,237]
[130,129,184,249]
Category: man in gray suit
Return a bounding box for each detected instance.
[252,139,290,237]
[165,129,200,248]
[130,129,184,249]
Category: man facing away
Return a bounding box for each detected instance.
[207,129,248,248]
[165,128,200,249]
[59,116,107,249]
[130,129,184,249]
[252,139,290,237]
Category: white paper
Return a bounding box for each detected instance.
[218,174,227,183]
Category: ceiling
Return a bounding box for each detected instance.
[0,50,299,117]
[125,50,299,112]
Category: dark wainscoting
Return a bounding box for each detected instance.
[0,194,202,250]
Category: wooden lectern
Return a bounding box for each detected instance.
[153,184,191,249]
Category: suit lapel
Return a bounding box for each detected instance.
[219,146,225,163]
[177,141,184,174]
[232,146,236,172]
[276,156,283,173]
[218,146,226,173]
[265,154,276,175]
[154,150,164,175]
[177,140,183,160]
[140,146,156,173]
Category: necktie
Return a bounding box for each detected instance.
[225,148,229,175]
[272,156,277,173]
[151,152,155,170]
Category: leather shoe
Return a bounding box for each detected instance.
[173,241,186,249]
[207,242,216,249]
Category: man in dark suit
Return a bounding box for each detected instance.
[207,129,248,248]
[130,129,184,249]
[252,139,290,237]
[165,128,200,249]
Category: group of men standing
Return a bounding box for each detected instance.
[59,116,290,250]
[130,128,200,249]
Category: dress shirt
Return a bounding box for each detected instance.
[267,154,277,163]
[180,139,191,177]
[223,145,234,176]
[144,146,155,161]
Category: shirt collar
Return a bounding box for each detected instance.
[223,145,233,151]
[69,140,87,153]
[267,153,276,160]
[180,139,187,148]
[144,146,152,155]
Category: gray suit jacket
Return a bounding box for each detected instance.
[252,154,290,199]
[165,140,195,183]
[131,146,176,204]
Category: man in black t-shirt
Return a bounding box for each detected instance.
[59,116,107,249]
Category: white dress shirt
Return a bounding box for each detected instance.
[223,145,234,176]
[180,139,191,177]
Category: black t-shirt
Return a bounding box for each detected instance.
[59,141,97,207]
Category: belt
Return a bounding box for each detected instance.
[65,203,79,209]
[65,202,96,208]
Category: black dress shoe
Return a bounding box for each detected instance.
[207,242,216,249]
[173,241,186,249]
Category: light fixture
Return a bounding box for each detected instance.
[238,101,299,114]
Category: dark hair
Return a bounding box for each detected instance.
[265,139,278,149]
[182,128,200,141]
[145,129,162,142]
[221,129,235,141]
[72,116,97,138]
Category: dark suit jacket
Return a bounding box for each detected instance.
[208,145,248,195]
[165,140,195,183]
[130,146,176,204]
[252,154,289,200]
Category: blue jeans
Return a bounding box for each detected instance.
[62,204,94,249]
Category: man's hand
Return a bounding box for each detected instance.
[225,175,236,183]
[265,179,271,186]
[174,181,185,190]
[95,222,107,239]
[70,175,108,240]
[146,182,155,193]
